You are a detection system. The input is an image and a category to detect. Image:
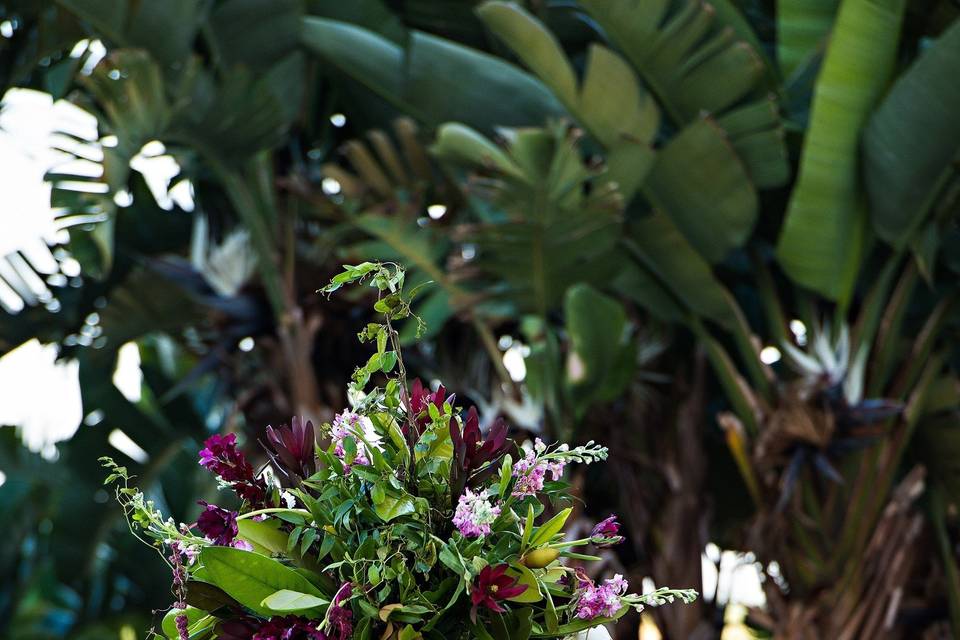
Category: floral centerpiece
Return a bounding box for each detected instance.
[103,264,696,639]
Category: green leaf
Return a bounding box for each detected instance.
[237,518,289,556]
[200,546,324,616]
[260,589,329,614]
[864,20,960,247]
[505,564,543,603]
[373,488,416,522]
[300,17,563,134]
[645,117,757,263]
[625,214,734,327]
[777,0,840,77]
[564,284,634,416]
[434,122,624,316]
[776,0,907,302]
[574,0,788,187]
[161,607,214,640]
[529,507,571,548]
[476,3,658,150]
[208,0,302,69]
[520,505,535,550]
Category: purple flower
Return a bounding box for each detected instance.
[324,582,353,640]
[452,488,501,538]
[252,615,326,640]
[511,439,566,498]
[574,574,628,619]
[265,416,317,478]
[199,433,271,507]
[199,433,254,483]
[196,501,239,546]
[470,564,528,622]
[590,515,625,547]
[331,411,376,470]
[175,614,189,640]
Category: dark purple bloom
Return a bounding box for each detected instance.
[265,416,317,478]
[196,501,239,546]
[199,433,255,483]
[236,480,270,507]
[199,433,271,507]
[404,378,450,438]
[450,407,512,502]
[590,515,625,547]
[251,615,326,640]
[175,614,189,640]
[216,617,261,640]
[469,564,527,622]
[326,582,353,640]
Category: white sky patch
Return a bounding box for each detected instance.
[0,340,82,452]
[108,428,149,463]
[113,342,143,403]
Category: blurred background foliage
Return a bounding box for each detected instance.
[1,0,959,638]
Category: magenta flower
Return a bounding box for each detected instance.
[199,433,254,483]
[198,433,270,506]
[469,564,528,622]
[265,416,317,478]
[196,501,239,546]
[574,574,628,619]
[590,515,625,547]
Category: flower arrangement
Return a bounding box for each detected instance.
[103,263,696,640]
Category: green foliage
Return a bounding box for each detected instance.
[776,0,907,303]
[864,20,960,247]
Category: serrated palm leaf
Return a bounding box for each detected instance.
[575,0,789,187]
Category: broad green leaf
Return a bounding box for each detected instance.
[611,261,686,325]
[373,487,416,522]
[625,214,734,327]
[506,564,543,603]
[200,546,324,616]
[776,0,907,302]
[777,0,840,77]
[237,518,289,556]
[59,0,201,66]
[645,117,757,263]
[300,17,563,133]
[576,0,761,122]
[564,284,634,416]
[529,507,571,548]
[864,20,960,247]
[161,607,214,640]
[209,0,302,69]
[260,589,329,613]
